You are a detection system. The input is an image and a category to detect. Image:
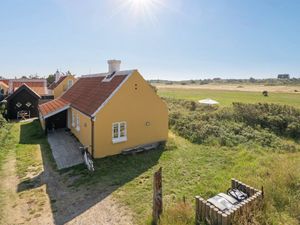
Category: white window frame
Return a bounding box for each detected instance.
[76,114,80,131]
[71,111,75,127]
[112,121,127,144]
[67,79,73,89]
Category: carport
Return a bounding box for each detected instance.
[39,98,70,134]
[39,98,83,169]
[45,110,67,132]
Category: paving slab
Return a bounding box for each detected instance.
[47,129,84,169]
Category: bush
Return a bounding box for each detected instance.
[167,99,299,151]
[0,113,6,128]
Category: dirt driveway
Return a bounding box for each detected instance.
[0,122,133,225]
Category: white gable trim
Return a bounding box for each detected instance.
[43,105,70,119]
[91,70,136,117]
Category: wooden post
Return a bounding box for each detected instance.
[221,213,228,225]
[195,196,200,225]
[217,211,222,225]
[201,200,207,222]
[152,167,162,225]
[213,207,219,225]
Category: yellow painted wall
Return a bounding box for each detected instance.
[70,108,92,153]
[53,75,77,99]
[93,70,168,158]
[0,83,8,95]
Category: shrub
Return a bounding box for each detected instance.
[0,113,6,128]
[167,99,299,151]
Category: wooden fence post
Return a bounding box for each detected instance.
[195,196,200,225]
[153,167,163,225]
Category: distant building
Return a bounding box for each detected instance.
[48,70,77,99]
[277,74,290,79]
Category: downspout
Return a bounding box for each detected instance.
[91,117,95,158]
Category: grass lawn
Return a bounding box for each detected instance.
[67,131,300,225]
[1,119,299,224]
[158,88,300,108]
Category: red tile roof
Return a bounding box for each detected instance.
[48,76,67,90]
[39,98,70,118]
[0,80,9,85]
[13,81,47,95]
[39,71,132,118]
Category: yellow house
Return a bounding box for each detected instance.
[48,71,77,98]
[0,81,9,95]
[39,60,168,158]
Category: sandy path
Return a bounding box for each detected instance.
[0,149,53,225]
[0,130,133,225]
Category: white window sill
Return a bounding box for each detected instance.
[112,137,127,144]
[76,127,80,132]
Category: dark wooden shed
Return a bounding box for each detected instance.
[6,84,41,119]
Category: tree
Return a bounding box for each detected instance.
[46,74,55,86]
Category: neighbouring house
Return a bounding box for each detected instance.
[6,84,41,119]
[39,60,168,159]
[4,79,51,119]
[48,70,77,98]
[0,81,9,96]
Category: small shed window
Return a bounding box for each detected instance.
[112,122,127,143]
[76,114,80,131]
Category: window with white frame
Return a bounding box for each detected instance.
[71,111,75,127]
[67,79,73,89]
[76,114,80,131]
[112,122,127,143]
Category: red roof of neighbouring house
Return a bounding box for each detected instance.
[6,84,41,100]
[39,70,133,118]
[48,76,67,90]
[0,80,9,85]
[12,80,47,96]
[39,98,70,118]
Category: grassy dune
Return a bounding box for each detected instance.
[158,88,300,108]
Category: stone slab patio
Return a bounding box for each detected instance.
[47,129,84,169]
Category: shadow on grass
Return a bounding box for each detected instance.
[17,120,163,225]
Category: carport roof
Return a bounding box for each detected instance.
[39,98,70,119]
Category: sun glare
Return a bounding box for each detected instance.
[112,0,166,25]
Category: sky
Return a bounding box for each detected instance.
[0,0,300,80]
